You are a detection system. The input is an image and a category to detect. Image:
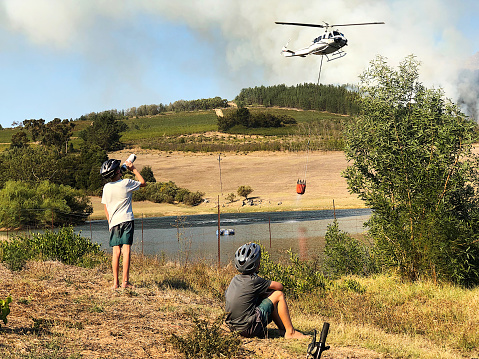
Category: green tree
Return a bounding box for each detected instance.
[0,147,63,186]
[23,119,45,141]
[79,111,127,151]
[73,144,108,192]
[237,185,253,200]
[0,180,92,229]
[41,118,75,153]
[343,55,479,286]
[10,131,29,149]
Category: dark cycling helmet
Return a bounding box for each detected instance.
[100,159,121,179]
[234,242,261,274]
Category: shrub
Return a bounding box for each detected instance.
[225,193,236,203]
[323,220,376,278]
[133,181,204,206]
[259,247,328,298]
[168,311,242,359]
[0,296,11,328]
[0,226,106,271]
[140,165,156,182]
[0,180,92,229]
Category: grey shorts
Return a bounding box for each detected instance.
[109,221,134,247]
[240,298,274,339]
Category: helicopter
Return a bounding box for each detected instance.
[275,21,385,82]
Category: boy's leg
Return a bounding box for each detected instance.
[268,290,306,339]
[112,245,122,289]
[121,244,133,288]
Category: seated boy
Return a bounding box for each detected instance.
[225,242,306,339]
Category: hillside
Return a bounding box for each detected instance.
[89,148,364,220]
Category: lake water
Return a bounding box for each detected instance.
[75,208,371,265]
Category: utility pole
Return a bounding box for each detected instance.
[218,154,223,195]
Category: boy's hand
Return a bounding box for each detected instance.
[125,160,135,171]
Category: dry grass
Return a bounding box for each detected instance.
[0,258,311,359]
[2,256,479,359]
[89,150,364,220]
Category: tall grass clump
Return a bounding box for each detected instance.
[168,311,243,359]
[0,226,106,271]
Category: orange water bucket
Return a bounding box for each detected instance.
[296,180,306,194]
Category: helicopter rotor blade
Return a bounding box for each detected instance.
[275,21,326,28]
[331,22,385,27]
[275,21,385,28]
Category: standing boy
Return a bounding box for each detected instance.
[100,158,146,289]
[225,242,306,339]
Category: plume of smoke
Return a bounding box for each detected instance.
[457,69,479,121]
[1,0,478,107]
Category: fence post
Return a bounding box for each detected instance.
[217,195,221,268]
[269,217,272,248]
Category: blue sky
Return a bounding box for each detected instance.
[0,0,478,129]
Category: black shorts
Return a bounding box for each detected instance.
[109,221,134,247]
[240,298,274,339]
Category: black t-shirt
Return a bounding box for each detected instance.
[225,273,271,332]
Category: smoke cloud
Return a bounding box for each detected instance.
[1,0,478,117]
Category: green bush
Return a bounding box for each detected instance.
[0,226,106,271]
[168,311,242,359]
[323,220,376,278]
[0,296,11,328]
[259,246,328,298]
[0,180,92,229]
[217,107,297,132]
[140,165,156,183]
[133,181,204,206]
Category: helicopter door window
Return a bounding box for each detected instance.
[328,33,332,38]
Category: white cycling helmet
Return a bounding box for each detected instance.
[234,242,261,274]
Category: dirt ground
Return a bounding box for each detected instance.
[90,149,364,219]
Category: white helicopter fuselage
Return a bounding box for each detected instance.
[281,31,348,58]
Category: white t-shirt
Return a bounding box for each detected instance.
[101,179,142,229]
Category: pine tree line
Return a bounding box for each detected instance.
[235,83,359,115]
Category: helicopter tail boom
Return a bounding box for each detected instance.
[281,45,308,57]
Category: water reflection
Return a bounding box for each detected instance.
[75,208,371,265]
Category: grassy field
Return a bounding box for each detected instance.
[1,256,478,359]
[0,107,348,152]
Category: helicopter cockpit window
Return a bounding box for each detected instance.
[333,31,341,36]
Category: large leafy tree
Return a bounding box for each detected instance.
[0,180,92,229]
[344,55,479,286]
[79,111,128,151]
[23,119,45,141]
[42,118,75,152]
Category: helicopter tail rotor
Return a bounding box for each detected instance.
[281,40,296,57]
